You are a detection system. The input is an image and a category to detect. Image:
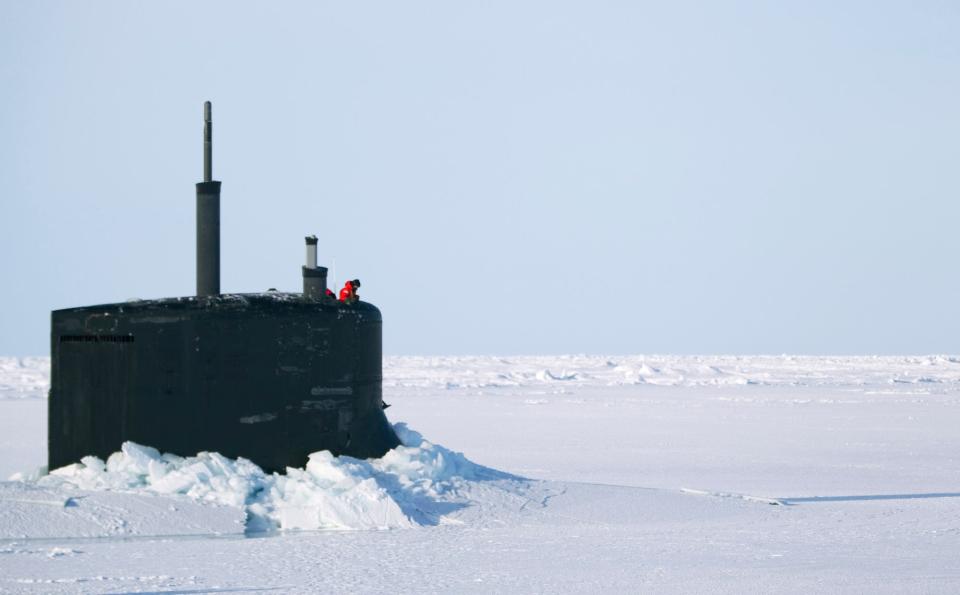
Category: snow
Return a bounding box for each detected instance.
[0,481,245,540]
[0,358,47,400]
[2,355,960,592]
[29,424,517,533]
[382,353,960,389]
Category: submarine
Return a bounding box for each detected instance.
[48,102,400,473]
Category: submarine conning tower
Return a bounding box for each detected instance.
[48,102,400,473]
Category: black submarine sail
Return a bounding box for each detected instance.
[48,102,400,473]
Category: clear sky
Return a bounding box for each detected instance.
[2,1,959,355]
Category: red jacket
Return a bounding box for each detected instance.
[339,281,357,303]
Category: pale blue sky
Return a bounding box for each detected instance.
[2,1,959,355]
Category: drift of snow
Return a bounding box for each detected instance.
[31,423,516,533]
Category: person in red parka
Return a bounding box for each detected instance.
[339,279,361,304]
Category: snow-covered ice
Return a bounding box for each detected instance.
[2,355,960,593]
[0,358,47,400]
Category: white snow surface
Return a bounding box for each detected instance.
[3,355,960,593]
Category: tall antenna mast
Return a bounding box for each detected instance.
[203,101,212,182]
[196,101,221,296]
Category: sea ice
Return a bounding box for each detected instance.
[32,423,517,533]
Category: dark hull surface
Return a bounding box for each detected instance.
[49,293,399,473]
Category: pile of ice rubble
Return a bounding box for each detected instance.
[25,424,517,533]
